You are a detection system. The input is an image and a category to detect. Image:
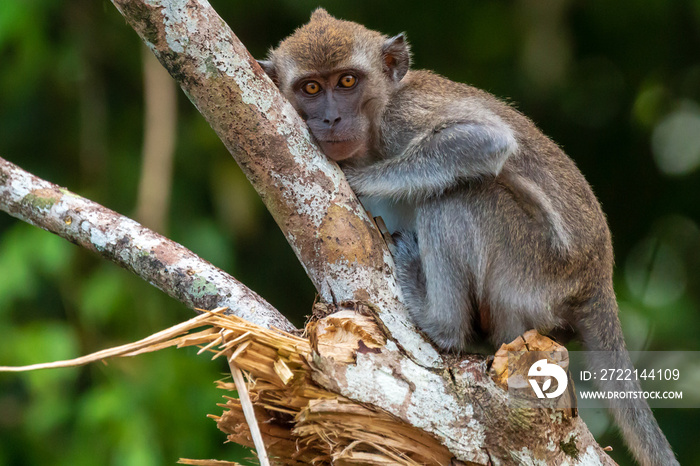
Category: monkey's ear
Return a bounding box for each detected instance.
[257,59,279,86]
[382,33,411,82]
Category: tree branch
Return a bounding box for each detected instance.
[110,0,440,367]
[136,46,178,233]
[0,156,294,332]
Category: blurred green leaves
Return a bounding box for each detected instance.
[0,223,72,313]
[0,0,51,98]
[652,101,700,176]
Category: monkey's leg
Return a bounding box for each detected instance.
[394,200,474,351]
[420,231,476,352]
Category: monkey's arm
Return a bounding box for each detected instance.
[344,120,517,200]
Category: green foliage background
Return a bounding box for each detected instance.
[0,1,699,465]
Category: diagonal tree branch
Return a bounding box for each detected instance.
[109,0,441,367]
[0,156,294,332]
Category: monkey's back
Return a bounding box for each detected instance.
[386,70,612,262]
[384,70,616,342]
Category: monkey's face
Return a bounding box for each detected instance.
[257,8,411,162]
[290,70,371,161]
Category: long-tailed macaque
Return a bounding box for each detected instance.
[258,9,678,466]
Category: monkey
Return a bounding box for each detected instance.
[257,9,678,466]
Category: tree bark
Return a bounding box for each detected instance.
[0,157,293,333]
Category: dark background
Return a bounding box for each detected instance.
[0,1,698,464]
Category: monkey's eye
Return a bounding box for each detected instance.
[338,74,357,88]
[302,81,321,95]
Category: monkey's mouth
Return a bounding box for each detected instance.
[318,139,365,162]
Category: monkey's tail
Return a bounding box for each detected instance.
[577,291,679,466]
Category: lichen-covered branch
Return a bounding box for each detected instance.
[0,157,294,332]
[109,0,440,367]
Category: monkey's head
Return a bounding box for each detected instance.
[258,8,411,162]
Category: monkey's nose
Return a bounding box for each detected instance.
[323,116,342,127]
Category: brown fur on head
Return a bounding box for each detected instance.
[257,8,411,161]
[258,8,410,95]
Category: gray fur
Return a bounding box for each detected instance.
[350,70,678,465]
[260,9,678,465]
[344,119,517,201]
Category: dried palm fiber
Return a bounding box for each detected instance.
[0,308,454,465]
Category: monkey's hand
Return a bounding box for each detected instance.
[390,230,428,314]
[389,230,416,257]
